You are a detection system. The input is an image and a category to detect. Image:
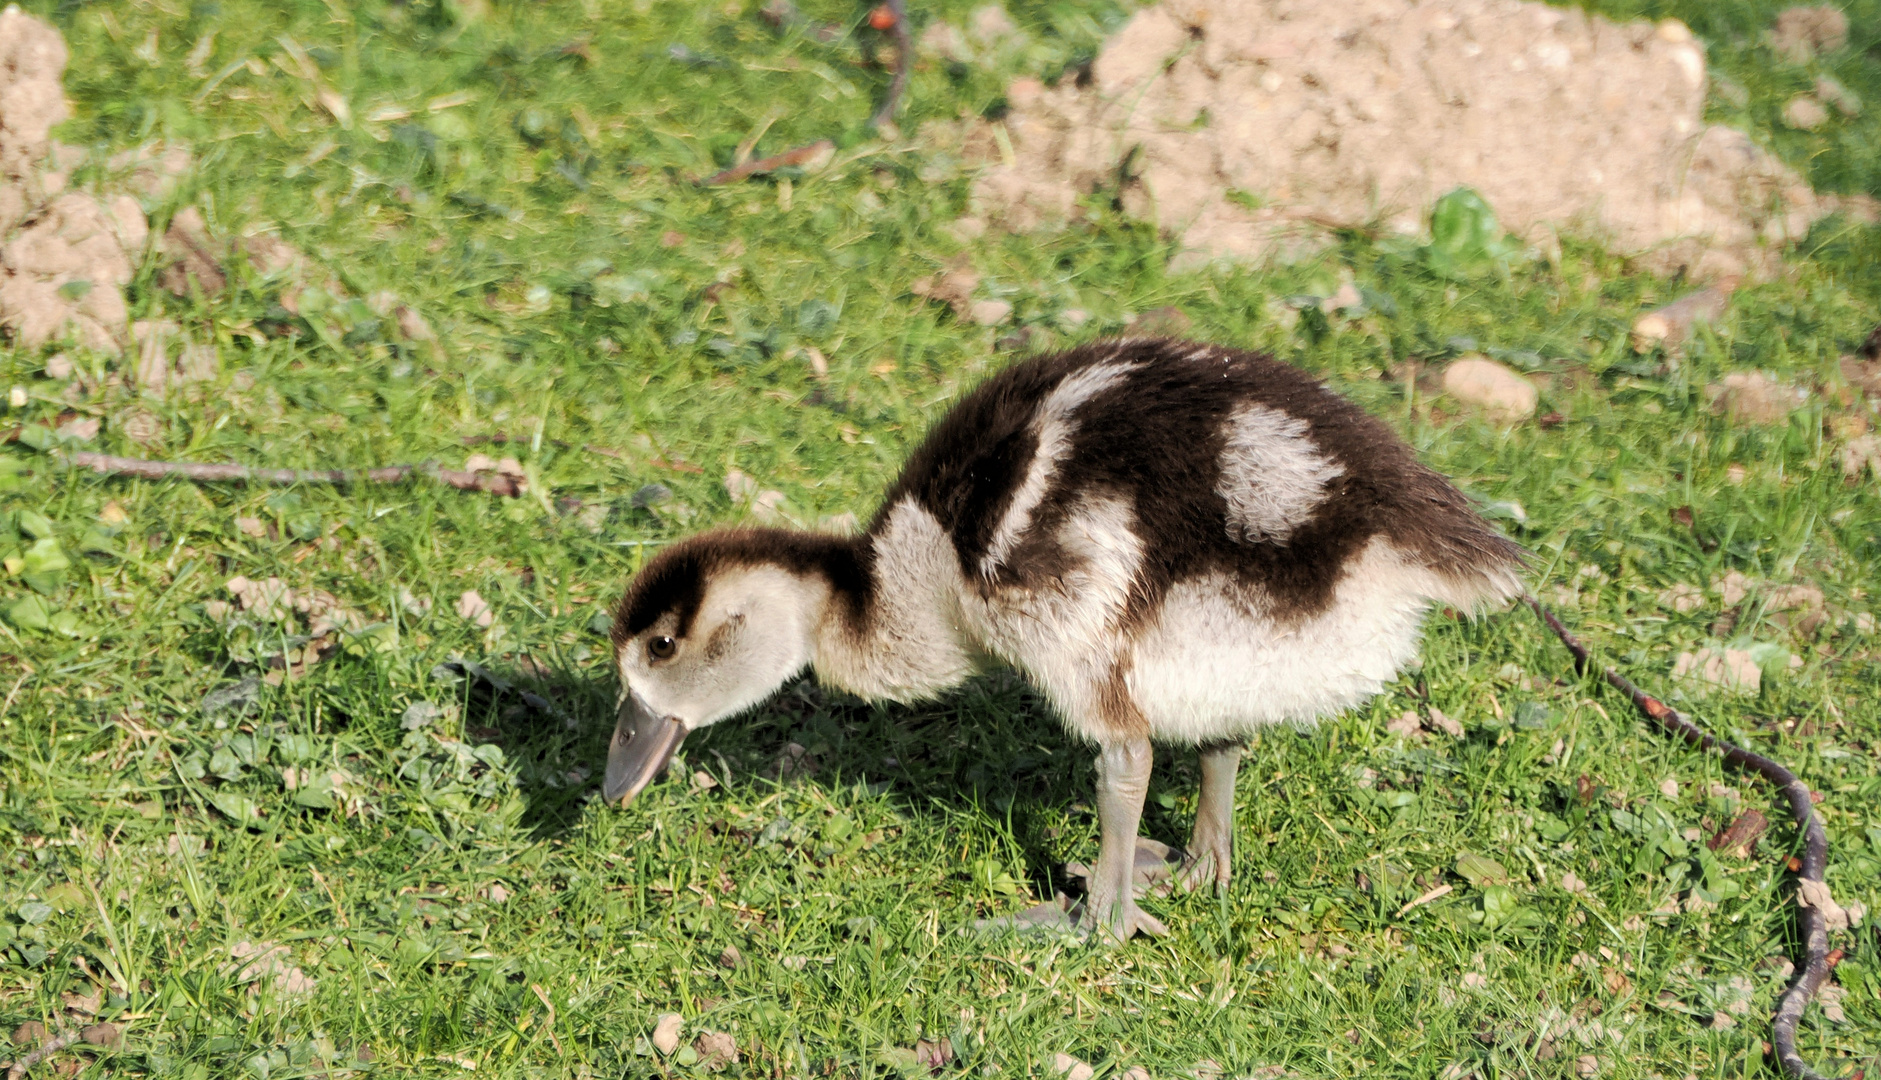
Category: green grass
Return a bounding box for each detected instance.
[2,0,1879,1077]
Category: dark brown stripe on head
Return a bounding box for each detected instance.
[613,528,872,647]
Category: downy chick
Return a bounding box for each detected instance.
[605,338,1525,940]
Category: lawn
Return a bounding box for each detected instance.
[1,0,1879,1077]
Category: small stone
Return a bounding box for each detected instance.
[1659,583,1704,613]
[455,589,494,628]
[1441,356,1537,422]
[55,414,99,441]
[1671,648,1760,694]
[117,409,164,445]
[1816,76,1862,117]
[724,468,758,504]
[1053,1054,1096,1080]
[918,21,971,62]
[1575,1054,1600,1078]
[44,353,73,380]
[1327,281,1363,313]
[968,298,1013,326]
[1771,6,1847,63]
[1387,711,1423,738]
[80,1022,122,1049]
[1423,707,1462,738]
[693,1031,740,1069]
[1709,371,1807,425]
[651,1013,684,1056]
[914,1039,955,1070]
[486,883,510,902]
[947,216,987,241]
[1819,983,1847,1023]
[717,944,741,968]
[1782,95,1830,131]
[396,305,437,342]
[1841,434,1881,480]
[693,770,719,792]
[969,4,1018,45]
[12,1021,47,1046]
[236,516,267,538]
[1559,871,1587,894]
[1631,288,1728,351]
[1715,570,1755,606]
[1658,777,1679,799]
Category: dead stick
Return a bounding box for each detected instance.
[701,139,835,186]
[867,0,912,131]
[59,451,525,496]
[1525,595,1837,1080]
[6,1026,82,1080]
[700,0,911,186]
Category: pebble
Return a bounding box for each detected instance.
[1782,95,1829,130]
[1631,288,1728,351]
[968,298,1014,326]
[651,1013,684,1056]
[1708,371,1807,425]
[1816,75,1862,117]
[1441,356,1537,422]
[1672,647,1760,694]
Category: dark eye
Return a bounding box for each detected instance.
[648,636,677,660]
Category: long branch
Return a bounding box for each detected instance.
[59,452,525,496]
[1525,596,1837,1080]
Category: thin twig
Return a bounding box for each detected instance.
[700,0,910,186]
[1525,596,1838,1080]
[5,1025,82,1079]
[867,0,912,132]
[58,451,525,496]
[701,139,835,186]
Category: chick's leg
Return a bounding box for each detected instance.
[1084,737,1168,942]
[1177,741,1242,892]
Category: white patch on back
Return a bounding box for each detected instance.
[1126,537,1463,744]
[812,498,980,703]
[1215,402,1345,544]
[964,493,1143,742]
[980,361,1141,577]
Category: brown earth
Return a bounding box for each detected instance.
[937,0,1876,280]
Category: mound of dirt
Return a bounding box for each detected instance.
[0,8,149,352]
[956,0,1873,280]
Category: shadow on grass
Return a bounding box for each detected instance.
[457,657,1218,892]
[677,674,1211,898]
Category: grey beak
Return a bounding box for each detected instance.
[602,693,687,806]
